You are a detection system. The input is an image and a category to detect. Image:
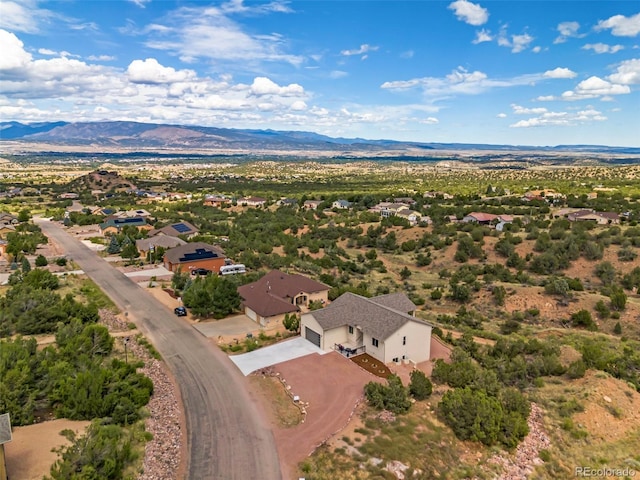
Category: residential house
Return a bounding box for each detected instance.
[300,292,432,365]
[278,198,298,207]
[567,210,620,225]
[148,221,199,239]
[237,270,330,328]
[113,209,152,218]
[0,213,18,225]
[163,242,226,273]
[462,212,498,224]
[99,217,153,236]
[240,196,267,207]
[0,239,8,261]
[393,197,417,205]
[136,236,186,258]
[0,224,16,239]
[523,189,565,203]
[332,199,352,210]
[376,203,409,218]
[396,209,422,226]
[59,192,79,199]
[303,200,322,210]
[203,194,230,207]
[423,191,453,200]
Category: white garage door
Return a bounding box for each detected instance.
[305,327,321,347]
[246,308,257,321]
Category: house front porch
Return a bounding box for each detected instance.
[333,343,366,358]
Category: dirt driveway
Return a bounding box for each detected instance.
[267,351,382,479]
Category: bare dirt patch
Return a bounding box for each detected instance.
[263,351,381,479]
[5,419,90,480]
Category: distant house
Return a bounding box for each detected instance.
[0,213,18,225]
[163,242,226,273]
[59,192,79,199]
[113,209,152,218]
[136,236,186,258]
[99,217,153,236]
[523,189,565,203]
[237,270,330,328]
[462,212,498,224]
[376,203,409,218]
[0,238,8,261]
[396,209,422,226]
[332,199,352,210]
[300,292,432,365]
[278,198,298,207]
[0,224,16,239]
[393,197,417,205]
[240,196,267,207]
[567,209,620,225]
[203,194,230,207]
[303,200,322,210]
[149,221,199,239]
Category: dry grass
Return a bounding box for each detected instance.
[248,375,303,428]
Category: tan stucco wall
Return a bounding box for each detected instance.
[324,325,348,351]
[383,321,432,364]
[300,314,326,348]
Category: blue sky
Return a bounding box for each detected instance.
[1,0,639,146]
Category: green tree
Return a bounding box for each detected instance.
[571,309,596,330]
[594,261,616,286]
[609,286,627,311]
[120,243,140,261]
[283,313,300,332]
[35,254,48,267]
[409,370,433,400]
[21,257,31,273]
[106,236,121,254]
[399,266,412,280]
[492,285,507,306]
[364,374,411,414]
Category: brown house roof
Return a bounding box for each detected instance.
[164,242,225,264]
[310,292,429,340]
[238,270,329,318]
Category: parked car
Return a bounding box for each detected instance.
[191,268,212,276]
[174,306,187,316]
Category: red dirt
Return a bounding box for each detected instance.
[268,352,382,479]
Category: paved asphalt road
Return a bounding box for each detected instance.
[36,219,282,480]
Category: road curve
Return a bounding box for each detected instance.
[36,219,282,480]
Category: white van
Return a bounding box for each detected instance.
[219,264,246,275]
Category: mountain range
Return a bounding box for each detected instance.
[1,120,639,156]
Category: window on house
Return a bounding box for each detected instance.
[348,326,353,334]
[372,338,379,348]
[402,336,406,345]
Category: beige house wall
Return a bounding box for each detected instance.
[300,313,326,348]
[382,321,432,364]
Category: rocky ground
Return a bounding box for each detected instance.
[100,309,185,480]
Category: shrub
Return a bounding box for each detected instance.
[571,309,596,331]
[364,374,411,414]
[613,322,622,335]
[35,254,48,267]
[409,370,433,400]
[567,360,586,379]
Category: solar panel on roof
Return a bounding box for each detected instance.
[172,223,191,233]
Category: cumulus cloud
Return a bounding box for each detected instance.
[497,113,507,118]
[498,28,534,53]
[0,0,55,34]
[340,44,379,57]
[448,0,489,26]
[0,29,33,70]
[582,43,624,54]
[511,104,547,115]
[473,29,493,44]
[596,13,640,37]
[127,58,196,84]
[420,117,439,124]
[607,58,640,85]
[543,67,577,79]
[87,55,116,61]
[250,77,304,96]
[510,106,606,128]
[554,21,583,43]
[562,76,631,100]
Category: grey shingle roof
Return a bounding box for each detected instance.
[310,292,430,340]
[136,236,186,251]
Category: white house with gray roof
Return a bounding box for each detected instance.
[300,292,432,365]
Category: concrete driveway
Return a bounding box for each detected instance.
[230,337,327,376]
[192,314,257,338]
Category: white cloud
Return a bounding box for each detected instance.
[250,77,304,96]
[562,76,631,100]
[532,46,542,53]
[473,29,493,44]
[497,113,507,118]
[554,21,582,43]
[340,44,379,56]
[543,67,577,79]
[448,0,489,26]
[128,0,151,7]
[536,95,555,101]
[0,29,33,70]
[607,58,640,85]
[329,70,348,79]
[0,1,55,34]
[511,104,548,115]
[143,5,303,67]
[510,106,606,128]
[127,58,196,84]
[582,43,624,54]
[290,100,307,111]
[420,117,439,124]
[38,48,56,55]
[87,55,116,62]
[596,13,640,37]
[497,28,534,53]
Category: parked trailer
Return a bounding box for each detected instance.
[219,264,246,275]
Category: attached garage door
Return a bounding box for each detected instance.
[246,308,257,322]
[305,327,321,347]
